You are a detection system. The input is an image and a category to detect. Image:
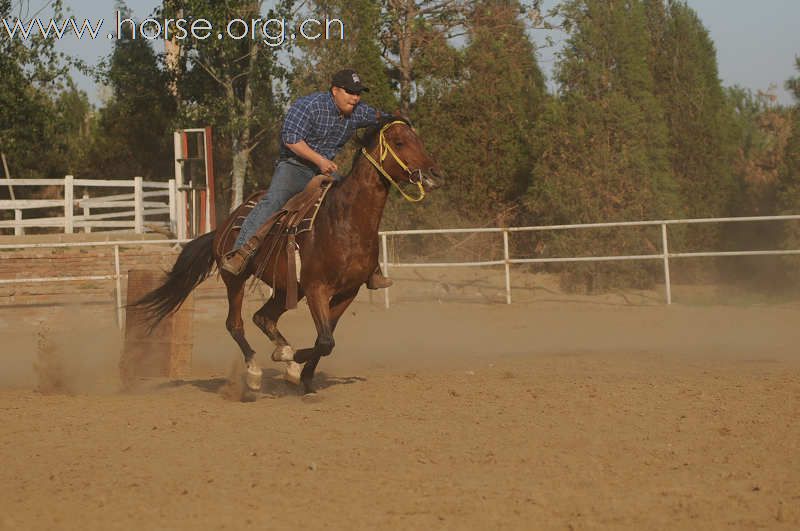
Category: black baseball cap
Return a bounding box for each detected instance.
[331,69,370,93]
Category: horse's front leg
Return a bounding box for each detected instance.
[294,286,359,395]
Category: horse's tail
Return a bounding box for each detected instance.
[133,231,217,331]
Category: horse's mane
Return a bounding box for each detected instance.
[348,115,412,170]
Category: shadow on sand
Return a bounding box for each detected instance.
[158,369,366,400]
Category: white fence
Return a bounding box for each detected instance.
[0,215,798,328]
[379,214,800,308]
[0,176,177,236]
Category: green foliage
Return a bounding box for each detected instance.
[649,1,737,248]
[380,0,471,114]
[781,58,800,207]
[775,60,800,285]
[80,20,176,181]
[161,0,292,209]
[638,0,742,287]
[410,0,546,232]
[527,0,678,291]
[0,0,797,295]
[289,0,397,181]
[777,109,800,214]
[714,85,795,290]
[725,86,793,215]
[786,56,800,101]
[0,0,87,181]
[292,0,395,111]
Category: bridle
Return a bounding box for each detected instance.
[360,120,426,202]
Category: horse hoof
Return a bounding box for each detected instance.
[245,365,263,392]
[284,361,302,386]
[271,345,295,362]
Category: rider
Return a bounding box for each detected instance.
[221,69,393,289]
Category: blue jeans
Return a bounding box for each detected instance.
[234,159,316,249]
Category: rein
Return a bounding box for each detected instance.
[360,120,426,202]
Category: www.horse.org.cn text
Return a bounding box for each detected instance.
[2,12,345,47]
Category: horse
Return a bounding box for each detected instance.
[135,117,443,396]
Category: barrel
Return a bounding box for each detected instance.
[120,269,193,386]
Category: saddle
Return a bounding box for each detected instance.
[216,174,333,309]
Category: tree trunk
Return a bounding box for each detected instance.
[227,38,260,212]
[230,134,249,211]
[397,0,415,115]
[398,45,412,115]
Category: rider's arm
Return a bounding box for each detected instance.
[353,102,388,128]
[285,140,337,174]
[281,98,338,174]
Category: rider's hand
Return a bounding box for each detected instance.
[317,157,338,175]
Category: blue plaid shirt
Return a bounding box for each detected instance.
[280,91,383,163]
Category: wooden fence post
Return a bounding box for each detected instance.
[64,175,74,234]
[82,190,91,233]
[134,176,144,234]
[14,209,23,236]
[168,179,177,237]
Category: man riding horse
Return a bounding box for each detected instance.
[137,74,443,396]
[221,68,393,290]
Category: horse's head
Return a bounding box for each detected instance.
[360,116,444,200]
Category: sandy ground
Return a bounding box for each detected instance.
[1,271,799,530]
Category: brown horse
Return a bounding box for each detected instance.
[136,117,442,395]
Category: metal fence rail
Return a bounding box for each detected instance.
[0,215,798,324]
[0,239,190,328]
[378,214,800,308]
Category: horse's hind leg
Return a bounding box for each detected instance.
[223,274,262,391]
[252,288,302,385]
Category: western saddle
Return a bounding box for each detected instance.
[215,174,333,309]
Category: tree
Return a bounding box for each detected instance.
[714,85,794,289]
[726,86,793,215]
[648,0,737,252]
[81,5,176,182]
[787,56,800,100]
[162,0,291,210]
[0,0,78,180]
[775,57,800,285]
[291,0,395,111]
[380,0,470,114]
[778,57,800,216]
[285,0,397,179]
[527,0,679,291]
[413,0,546,229]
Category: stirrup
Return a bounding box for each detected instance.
[220,249,251,275]
[221,239,259,275]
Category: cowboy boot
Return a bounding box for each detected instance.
[366,266,393,289]
[220,235,261,275]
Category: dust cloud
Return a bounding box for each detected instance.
[1,304,121,394]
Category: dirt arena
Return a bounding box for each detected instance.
[1,270,799,529]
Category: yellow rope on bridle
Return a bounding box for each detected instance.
[361,120,426,202]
